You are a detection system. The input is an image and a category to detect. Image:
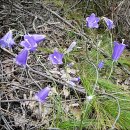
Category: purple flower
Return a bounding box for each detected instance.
[35,87,51,103]
[20,35,37,52]
[112,41,126,61]
[67,62,74,68]
[65,41,77,54]
[71,77,80,82]
[15,49,29,66]
[24,34,46,44]
[104,17,115,30]
[67,77,80,86]
[67,81,76,86]
[98,61,104,69]
[0,30,15,48]
[49,50,64,65]
[86,13,100,28]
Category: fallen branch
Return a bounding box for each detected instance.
[0,99,36,103]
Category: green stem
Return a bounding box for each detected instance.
[108,60,114,79]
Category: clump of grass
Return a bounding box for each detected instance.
[40,26,130,130]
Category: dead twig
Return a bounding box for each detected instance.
[0,48,16,57]
[1,114,14,130]
[0,99,36,103]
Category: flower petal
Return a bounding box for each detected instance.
[67,81,76,87]
[104,17,114,30]
[112,41,126,61]
[35,86,51,103]
[15,49,29,66]
[98,61,104,69]
[20,40,31,49]
[2,30,12,41]
[0,30,15,48]
[71,77,80,82]
[86,13,100,28]
[0,40,8,48]
[24,34,46,43]
[21,35,37,52]
[49,50,64,65]
[65,41,77,54]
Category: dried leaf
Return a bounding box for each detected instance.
[70,107,81,120]
[50,87,58,95]
[62,86,70,98]
[14,114,28,126]
[66,68,77,74]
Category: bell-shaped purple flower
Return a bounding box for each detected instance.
[65,41,77,54]
[15,49,29,66]
[20,35,37,52]
[0,30,15,48]
[67,77,80,87]
[86,13,100,28]
[49,50,64,65]
[112,41,126,61]
[67,81,76,86]
[67,62,74,68]
[24,34,46,44]
[98,61,104,69]
[104,17,115,30]
[71,77,80,82]
[35,86,51,103]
